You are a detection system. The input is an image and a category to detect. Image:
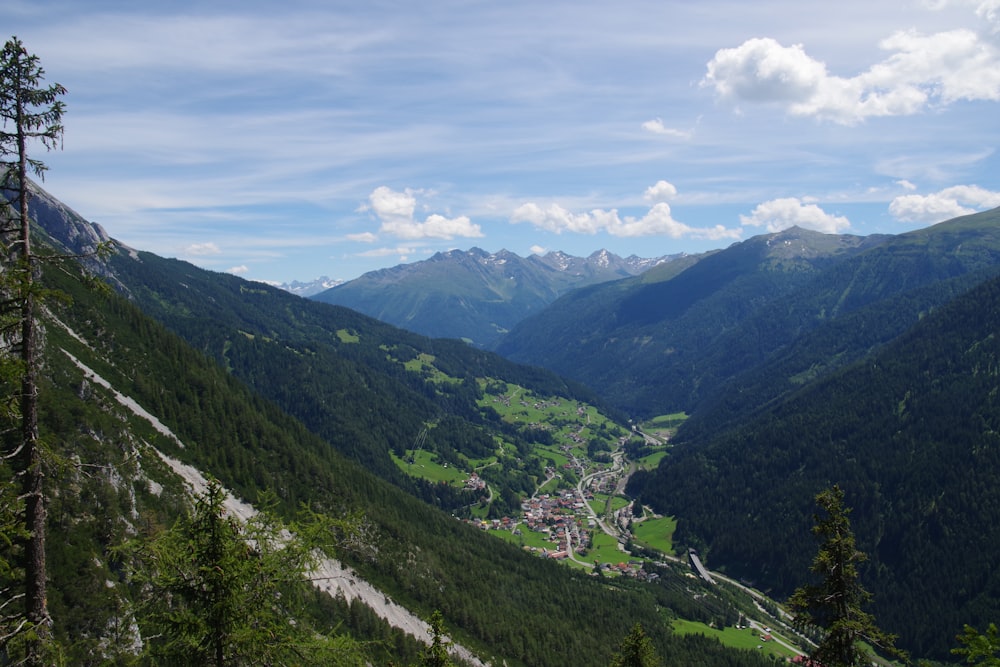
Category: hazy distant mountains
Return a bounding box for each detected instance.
[268,276,343,297]
[310,247,678,347]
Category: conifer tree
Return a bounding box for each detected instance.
[954,623,1000,666]
[418,610,454,667]
[0,35,66,666]
[609,623,660,667]
[788,485,904,667]
[126,480,367,666]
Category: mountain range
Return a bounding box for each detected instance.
[268,275,343,297]
[13,182,770,666]
[311,247,677,347]
[11,177,1000,663]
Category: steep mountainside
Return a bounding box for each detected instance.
[17,192,773,666]
[497,226,892,416]
[312,247,677,347]
[630,269,1000,659]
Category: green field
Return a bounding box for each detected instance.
[586,531,627,566]
[335,328,359,343]
[391,449,466,485]
[492,524,560,552]
[632,515,677,555]
[402,353,459,384]
[636,449,667,469]
[672,619,797,660]
[642,412,688,429]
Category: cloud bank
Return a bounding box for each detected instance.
[889,184,1000,222]
[740,198,851,234]
[704,28,1000,124]
[511,182,741,241]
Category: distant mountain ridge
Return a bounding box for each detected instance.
[266,275,343,297]
[311,247,679,347]
[496,225,893,415]
[20,179,1000,662]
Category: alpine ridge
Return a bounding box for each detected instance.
[312,246,679,347]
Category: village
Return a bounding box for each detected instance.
[463,457,660,581]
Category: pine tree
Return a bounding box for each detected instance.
[418,610,454,667]
[0,35,66,666]
[125,480,367,666]
[954,623,1000,666]
[787,485,904,667]
[609,623,660,667]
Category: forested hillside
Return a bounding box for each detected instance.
[630,269,1000,659]
[496,226,889,416]
[4,186,778,665]
[313,247,672,348]
[497,214,1000,421]
[105,248,608,505]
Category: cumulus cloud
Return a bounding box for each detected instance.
[227,265,249,275]
[529,244,546,255]
[703,28,1000,124]
[182,242,221,255]
[510,201,740,241]
[740,198,851,234]
[366,186,483,240]
[644,180,679,202]
[641,118,691,138]
[889,184,1000,222]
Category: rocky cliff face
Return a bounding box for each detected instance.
[23,181,112,256]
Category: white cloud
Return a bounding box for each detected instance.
[976,0,1000,32]
[641,118,691,139]
[703,28,1000,124]
[355,245,419,258]
[182,242,221,256]
[511,201,741,240]
[346,232,378,243]
[227,265,249,275]
[740,198,851,233]
[366,186,483,240]
[529,245,546,255]
[896,179,918,190]
[644,180,679,202]
[889,184,1000,222]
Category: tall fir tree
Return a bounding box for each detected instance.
[787,485,904,667]
[124,480,367,666]
[0,35,66,666]
[608,623,660,667]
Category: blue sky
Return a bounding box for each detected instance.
[8,0,1000,283]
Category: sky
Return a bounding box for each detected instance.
[7,0,1000,284]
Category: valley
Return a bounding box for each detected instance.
[7,176,1000,665]
[386,381,676,574]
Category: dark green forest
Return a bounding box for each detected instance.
[23,241,772,665]
[499,213,1000,421]
[631,270,1000,659]
[15,167,1000,663]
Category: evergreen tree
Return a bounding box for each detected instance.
[787,485,904,667]
[418,610,454,667]
[125,480,366,666]
[609,623,660,667]
[954,623,1000,666]
[0,34,66,666]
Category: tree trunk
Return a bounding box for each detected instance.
[16,110,49,667]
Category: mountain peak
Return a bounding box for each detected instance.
[313,247,673,347]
